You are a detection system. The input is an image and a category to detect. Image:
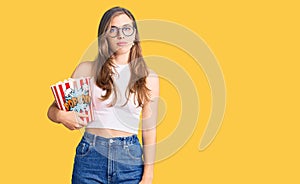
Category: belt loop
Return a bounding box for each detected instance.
[123,140,127,149]
[92,134,96,146]
[130,136,133,145]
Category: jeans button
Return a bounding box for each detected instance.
[109,139,114,144]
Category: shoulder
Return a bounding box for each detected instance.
[146,69,159,96]
[71,61,94,78]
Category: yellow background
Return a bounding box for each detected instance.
[1,0,299,183]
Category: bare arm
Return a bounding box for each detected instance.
[47,61,93,130]
[140,71,159,183]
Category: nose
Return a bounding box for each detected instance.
[116,28,125,38]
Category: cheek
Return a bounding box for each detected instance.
[125,33,136,42]
[107,38,118,49]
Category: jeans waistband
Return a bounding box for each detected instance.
[83,131,139,146]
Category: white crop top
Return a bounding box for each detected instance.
[87,63,142,134]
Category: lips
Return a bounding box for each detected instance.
[116,42,128,46]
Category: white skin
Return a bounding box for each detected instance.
[47,13,159,184]
[106,15,136,61]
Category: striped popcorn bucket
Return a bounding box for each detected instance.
[50,77,94,123]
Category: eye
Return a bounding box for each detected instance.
[110,27,117,33]
[123,27,132,31]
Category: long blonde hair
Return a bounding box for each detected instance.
[93,7,150,107]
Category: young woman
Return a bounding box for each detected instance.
[47,7,159,184]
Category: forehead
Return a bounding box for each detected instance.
[110,13,133,27]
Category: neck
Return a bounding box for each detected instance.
[113,51,130,65]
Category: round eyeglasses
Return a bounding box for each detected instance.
[108,25,135,38]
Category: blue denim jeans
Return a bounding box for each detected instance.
[72,132,144,184]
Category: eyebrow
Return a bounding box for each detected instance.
[110,23,132,28]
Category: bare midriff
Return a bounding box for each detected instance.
[85,128,134,138]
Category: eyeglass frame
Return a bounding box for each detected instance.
[107,25,136,38]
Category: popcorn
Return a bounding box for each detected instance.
[50,77,94,123]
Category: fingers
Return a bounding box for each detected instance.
[73,112,88,128]
[77,112,89,118]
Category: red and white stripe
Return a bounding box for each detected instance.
[50,77,94,123]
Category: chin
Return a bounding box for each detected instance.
[114,46,132,55]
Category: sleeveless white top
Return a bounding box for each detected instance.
[87,63,142,134]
